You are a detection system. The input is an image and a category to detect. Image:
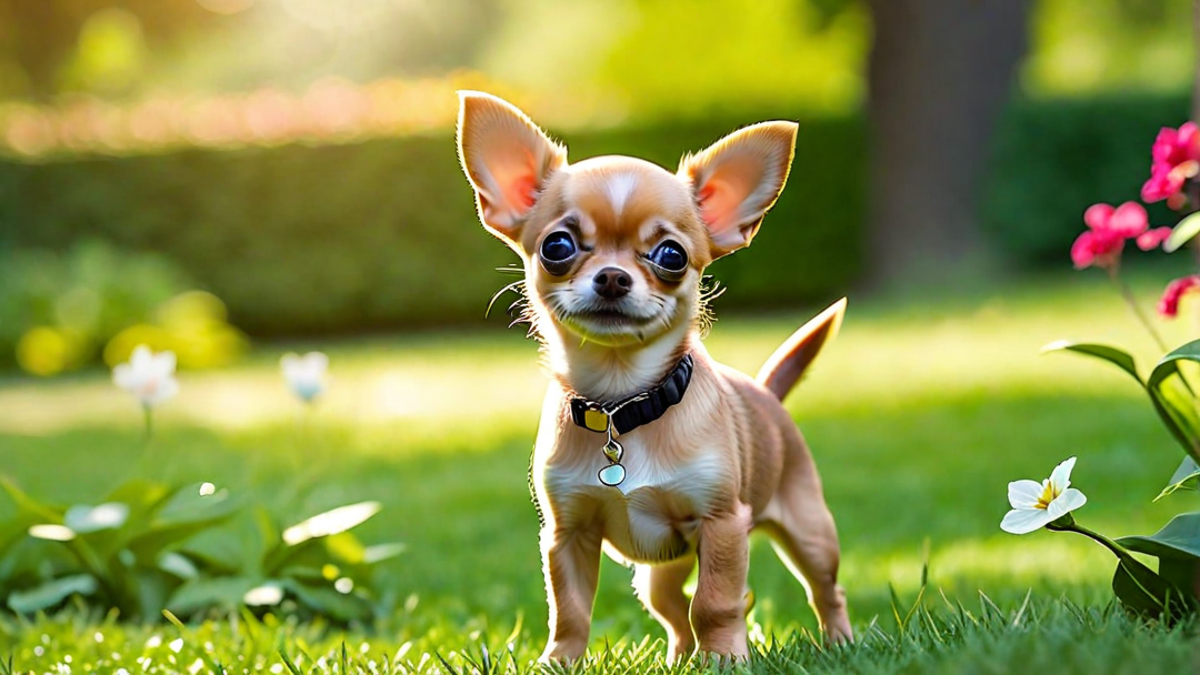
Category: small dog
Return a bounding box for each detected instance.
[455,91,852,662]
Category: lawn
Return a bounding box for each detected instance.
[1,271,1199,673]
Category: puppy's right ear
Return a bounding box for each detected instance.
[456,91,567,247]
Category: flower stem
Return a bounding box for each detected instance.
[140,404,155,478]
[1049,518,1130,560]
[142,404,153,444]
[1109,268,1169,353]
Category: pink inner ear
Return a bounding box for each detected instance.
[490,147,539,215]
[511,174,537,211]
[697,177,746,233]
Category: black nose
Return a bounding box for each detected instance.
[593,267,632,300]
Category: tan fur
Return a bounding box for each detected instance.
[456,91,852,663]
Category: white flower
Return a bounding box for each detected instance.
[281,352,329,403]
[1000,456,1088,534]
[112,345,179,408]
[65,502,129,533]
[243,583,284,607]
[28,524,76,541]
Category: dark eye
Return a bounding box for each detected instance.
[539,231,578,275]
[648,240,689,279]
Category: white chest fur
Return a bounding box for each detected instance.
[543,433,727,565]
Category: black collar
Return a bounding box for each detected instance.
[569,353,694,436]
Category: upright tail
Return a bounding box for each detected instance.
[755,298,847,401]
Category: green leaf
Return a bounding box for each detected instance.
[1147,342,1200,461]
[1112,556,1190,621]
[167,576,260,615]
[1165,211,1200,252]
[0,478,63,523]
[1043,341,1200,460]
[1159,558,1198,597]
[7,574,97,613]
[282,579,372,623]
[125,505,240,563]
[1117,512,1200,560]
[157,551,199,580]
[1041,341,1143,384]
[266,502,382,574]
[281,502,381,547]
[363,543,406,564]
[154,483,238,525]
[64,503,130,534]
[1157,457,1200,501]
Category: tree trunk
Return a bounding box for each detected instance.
[865,0,1032,285]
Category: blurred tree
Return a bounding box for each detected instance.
[865,0,1033,283]
[0,0,221,100]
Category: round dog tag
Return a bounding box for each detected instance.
[598,463,626,487]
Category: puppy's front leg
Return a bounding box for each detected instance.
[538,525,602,663]
[690,502,752,659]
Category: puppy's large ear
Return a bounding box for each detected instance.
[457,91,567,247]
[679,121,797,259]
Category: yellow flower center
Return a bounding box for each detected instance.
[1035,481,1060,510]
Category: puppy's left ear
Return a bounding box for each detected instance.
[680,121,798,259]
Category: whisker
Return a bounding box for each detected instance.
[486,280,526,319]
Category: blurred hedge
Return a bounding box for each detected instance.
[0,93,1190,337]
[982,93,1190,265]
[0,117,866,336]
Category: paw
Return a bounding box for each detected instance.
[821,615,854,645]
[694,648,750,668]
[538,640,586,665]
[666,637,696,663]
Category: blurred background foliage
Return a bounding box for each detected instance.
[0,0,1193,373]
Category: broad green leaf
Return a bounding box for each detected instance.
[281,502,381,547]
[103,480,170,513]
[126,504,240,563]
[157,551,199,580]
[283,579,372,623]
[7,574,97,613]
[154,483,238,524]
[266,503,381,575]
[1117,512,1200,560]
[64,503,130,534]
[1157,457,1200,501]
[1147,342,1200,461]
[363,543,406,564]
[0,478,64,522]
[1043,341,1200,459]
[167,576,260,615]
[1041,341,1142,384]
[1112,556,1190,621]
[1159,558,1199,597]
[1165,211,1200,252]
[131,568,171,622]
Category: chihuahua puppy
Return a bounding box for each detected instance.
[455,91,852,662]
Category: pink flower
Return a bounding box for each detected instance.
[1142,122,1200,207]
[1071,229,1124,269]
[1137,227,1173,251]
[1070,202,1148,269]
[1158,275,1200,318]
[1152,122,1200,167]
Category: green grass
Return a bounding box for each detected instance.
[2,270,1200,672]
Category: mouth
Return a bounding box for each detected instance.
[555,302,659,340]
[541,289,683,345]
[583,306,637,321]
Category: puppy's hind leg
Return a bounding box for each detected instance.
[760,434,853,643]
[633,556,696,661]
